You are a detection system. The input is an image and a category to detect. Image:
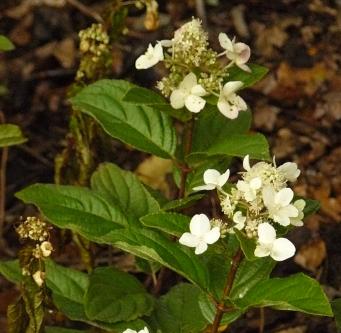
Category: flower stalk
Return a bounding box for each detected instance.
[211,248,243,333]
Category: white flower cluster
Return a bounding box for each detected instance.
[179,155,305,261]
[135,18,250,119]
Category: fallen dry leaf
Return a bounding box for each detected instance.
[294,238,327,271]
[135,156,173,198]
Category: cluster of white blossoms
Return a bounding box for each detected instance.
[135,18,250,119]
[179,156,305,262]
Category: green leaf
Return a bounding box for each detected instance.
[7,298,29,333]
[102,227,209,289]
[0,35,15,51]
[227,64,268,88]
[303,198,320,217]
[162,194,204,211]
[0,124,27,147]
[45,328,88,333]
[16,184,126,242]
[234,229,257,261]
[0,260,22,284]
[85,267,154,323]
[91,163,159,220]
[198,293,243,326]
[230,257,275,299]
[191,108,251,154]
[140,212,190,237]
[70,80,177,158]
[123,86,192,122]
[332,298,341,331]
[236,273,333,316]
[151,283,209,333]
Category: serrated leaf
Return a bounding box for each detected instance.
[140,212,190,237]
[70,80,177,158]
[227,64,268,88]
[101,227,209,289]
[85,267,154,323]
[0,260,22,284]
[161,194,204,211]
[151,283,209,333]
[91,163,160,220]
[16,184,127,241]
[0,124,27,147]
[236,273,333,316]
[0,35,15,51]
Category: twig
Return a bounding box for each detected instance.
[195,0,207,28]
[66,0,103,22]
[0,112,8,251]
[211,248,243,333]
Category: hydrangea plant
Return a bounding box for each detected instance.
[0,18,334,333]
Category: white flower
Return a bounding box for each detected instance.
[179,214,220,255]
[135,42,164,69]
[218,33,251,72]
[233,211,246,230]
[193,168,230,191]
[277,162,301,182]
[236,177,262,202]
[40,241,53,257]
[33,271,45,287]
[243,154,251,171]
[170,73,207,113]
[123,328,149,333]
[217,81,248,119]
[290,199,305,226]
[262,186,298,226]
[254,222,296,261]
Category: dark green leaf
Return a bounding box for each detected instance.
[0,260,22,284]
[70,80,177,158]
[140,212,190,237]
[45,327,88,333]
[16,184,126,242]
[236,273,333,316]
[151,283,209,333]
[227,64,268,88]
[0,35,15,51]
[85,267,154,323]
[91,163,159,220]
[235,229,257,261]
[0,124,27,147]
[303,198,320,217]
[162,194,204,211]
[332,298,341,331]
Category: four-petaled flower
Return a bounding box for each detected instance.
[123,327,149,333]
[262,186,298,226]
[179,214,220,254]
[135,42,164,69]
[254,222,296,261]
[170,73,207,113]
[218,33,251,72]
[193,168,230,191]
[217,81,248,119]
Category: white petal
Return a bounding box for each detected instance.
[123,330,137,333]
[258,222,276,244]
[185,94,206,113]
[190,214,210,236]
[275,188,294,207]
[236,180,249,192]
[262,186,275,208]
[192,184,216,191]
[180,72,197,91]
[237,63,251,72]
[195,241,208,255]
[278,162,301,182]
[249,177,262,190]
[294,199,306,211]
[135,55,155,70]
[179,233,199,248]
[203,169,221,186]
[243,155,251,171]
[254,244,271,258]
[140,327,149,333]
[271,238,296,261]
[217,169,230,187]
[154,42,164,61]
[234,42,251,64]
[218,32,233,51]
[170,89,187,109]
[160,39,173,47]
[217,98,239,119]
[230,94,248,111]
[191,84,207,97]
[233,211,246,224]
[222,81,243,97]
[204,227,220,244]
